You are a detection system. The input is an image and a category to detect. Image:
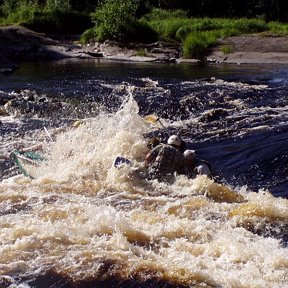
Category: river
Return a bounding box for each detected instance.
[0,59,287,288]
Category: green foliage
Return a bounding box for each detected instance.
[79,27,96,43]
[233,18,268,34]
[1,0,38,24]
[267,21,288,35]
[136,48,149,56]
[183,31,219,59]
[91,0,157,43]
[0,0,91,33]
[220,45,232,54]
[143,8,187,21]
[146,14,277,59]
[1,1,288,60]
[45,0,71,12]
[91,0,137,42]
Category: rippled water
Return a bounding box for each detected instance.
[0,60,287,288]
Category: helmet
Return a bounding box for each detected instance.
[167,135,182,147]
[183,149,196,159]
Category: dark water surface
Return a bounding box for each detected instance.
[1,59,287,197]
[2,59,288,90]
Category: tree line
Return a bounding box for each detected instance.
[0,0,288,22]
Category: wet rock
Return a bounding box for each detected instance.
[85,51,104,57]
[200,108,229,122]
[0,106,9,116]
[0,91,17,105]
[0,276,14,288]
[2,89,63,117]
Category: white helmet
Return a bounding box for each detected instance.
[183,149,196,159]
[167,135,182,147]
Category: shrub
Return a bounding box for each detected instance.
[1,0,38,23]
[92,0,137,42]
[91,0,157,43]
[80,27,97,43]
[45,0,71,12]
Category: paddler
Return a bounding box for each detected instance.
[183,149,212,179]
[145,135,186,183]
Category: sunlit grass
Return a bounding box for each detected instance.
[145,10,288,59]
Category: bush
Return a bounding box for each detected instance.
[91,0,157,43]
[1,0,38,23]
[80,27,97,43]
[92,0,137,42]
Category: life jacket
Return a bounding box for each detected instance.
[147,144,185,182]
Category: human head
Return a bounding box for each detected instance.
[183,149,196,160]
[167,135,182,147]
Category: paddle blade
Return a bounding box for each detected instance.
[10,151,46,179]
[144,114,169,134]
[144,115,160,124]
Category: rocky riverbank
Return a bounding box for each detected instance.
[1,25,288,74]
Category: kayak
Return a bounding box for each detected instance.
[10,150,46,179]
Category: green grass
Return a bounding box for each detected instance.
[136,48,149,57]
[267,21,288,35]
[183,31,220,59]
[220,45,233,54]
[144,11,288,59]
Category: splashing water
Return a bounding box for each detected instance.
[0,94,287,288]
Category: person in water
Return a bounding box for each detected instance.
[147,135,187,152]
[183,149,212,179]
[145,134,186,183]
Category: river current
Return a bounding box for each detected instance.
[0,59,287,288]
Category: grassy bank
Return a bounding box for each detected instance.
[2,0,288,60]
[144,9,288,58]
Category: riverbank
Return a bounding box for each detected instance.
[209,34,288,64]
[1,25,288,73]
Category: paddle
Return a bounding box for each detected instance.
[44,127,53,141]
[10,150,46,179]
[144,114,169,134]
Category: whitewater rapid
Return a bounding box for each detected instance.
[0,92,287,288]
